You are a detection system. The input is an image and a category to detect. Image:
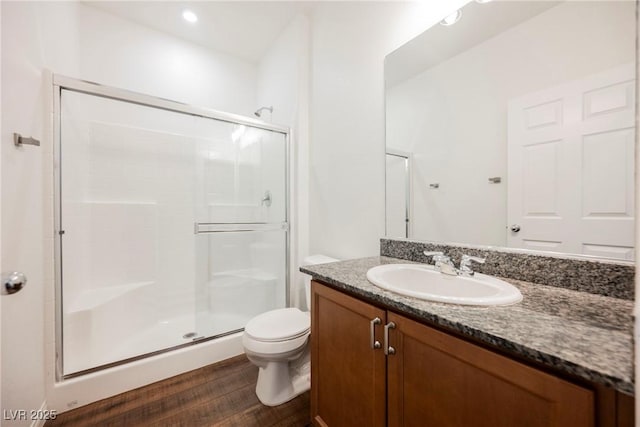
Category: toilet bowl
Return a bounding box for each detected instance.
[242,255,338,406]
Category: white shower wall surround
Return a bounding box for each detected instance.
[58,82,289,376]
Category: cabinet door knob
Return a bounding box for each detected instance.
[384,322,396,355]
[370,317,381,349]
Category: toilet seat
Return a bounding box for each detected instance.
[241,255,339,407]
[243,332,309,357]
[245,308,310,343]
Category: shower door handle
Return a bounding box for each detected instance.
[2,272,27,295]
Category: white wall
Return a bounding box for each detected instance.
[308,0,468,260]
[44,3,258,116]
[255,13,311,308]
[387,1,635,246]
[2,2,49,422]
[1,1,259,421]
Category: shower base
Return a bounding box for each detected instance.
[63,311,249,377]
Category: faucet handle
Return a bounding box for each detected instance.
[459,254,486,276]
[423,250,443,256]
[423,251,453,272]
[423,251,448,264]
[423,250,444,259]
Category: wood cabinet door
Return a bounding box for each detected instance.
[386,311,595,427]
[311,282,387,427]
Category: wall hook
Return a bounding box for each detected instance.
[14,133,40,147]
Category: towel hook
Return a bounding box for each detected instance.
[13,133,40,147]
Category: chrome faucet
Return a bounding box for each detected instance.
[458,254,486,276]
[424,251,486,277]
[423,251,457,276]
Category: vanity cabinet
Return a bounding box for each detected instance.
[310,280,624,427]
[386,311,592,427]
[310,280,386,427]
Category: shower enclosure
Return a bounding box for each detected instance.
[54,76,289,377]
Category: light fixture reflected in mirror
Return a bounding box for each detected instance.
[440,9,462,26]
[182,9,198,23]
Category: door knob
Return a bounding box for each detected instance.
[2,272,27,295]
[510,224,521,232]
[261,190,272,207]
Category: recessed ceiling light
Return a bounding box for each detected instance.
[182,10,198,24]
[475,0,493,3]
[440,9,462,26]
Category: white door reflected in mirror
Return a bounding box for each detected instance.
[384,0,636,261]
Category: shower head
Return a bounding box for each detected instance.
[254,106,273,118]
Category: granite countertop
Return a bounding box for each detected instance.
[301,256,634,395]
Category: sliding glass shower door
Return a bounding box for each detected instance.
[58,87,288,376]
[193,119,288,339]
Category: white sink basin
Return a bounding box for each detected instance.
[366,264,522,306]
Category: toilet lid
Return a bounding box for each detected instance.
[245,308,310,342]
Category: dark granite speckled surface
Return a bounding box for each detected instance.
[381,238,635,300]
[301,256,634,395]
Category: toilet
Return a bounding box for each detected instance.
[242,255,338,406]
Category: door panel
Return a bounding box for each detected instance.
[582,129,632,217]
[311,282,386,427]
[195,119,287,224]
[387,312,595,427]
[508,64,635,260]
[59,89,289,376]
[195,229,287,338]
[522,140,560,216]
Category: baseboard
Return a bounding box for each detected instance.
[29,401,50,427]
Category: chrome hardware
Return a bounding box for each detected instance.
[370,317,381,349]
[429,183,440,189]
[2,272,27,295]
[424,251,456,275]
[384,322,396,355]
[510,224,521,232]
[423,250,443,258]
[13,133,40,147]
[488,177,502,184]
[261,190,272,207]
[459,255,486,277]
[194,222,288,234]
[423,250,444,264]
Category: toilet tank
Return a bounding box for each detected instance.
[302,255,339,310]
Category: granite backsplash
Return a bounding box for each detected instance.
[380,238,635,300]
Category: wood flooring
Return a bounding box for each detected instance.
[46,355,310,427]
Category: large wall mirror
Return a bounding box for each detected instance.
[385,0,636,261]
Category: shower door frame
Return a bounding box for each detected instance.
[52,74,291,381]
[385,148,412,239]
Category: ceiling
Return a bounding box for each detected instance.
[86,1,309,63]
[385,1,561,88]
